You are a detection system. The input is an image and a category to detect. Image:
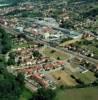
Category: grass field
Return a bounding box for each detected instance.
[55,87,98,100]
[12,42,30,49]
[74,39,98,56]
[74,71,96,84]
[43,47,69,60]
[19,88,32,100]
[60,38,81,46]
[51,70,77,86]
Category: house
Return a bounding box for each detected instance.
[69,31,82,39]
[16,26,24,32]
[36,17,59,27]
[31,74,49,88]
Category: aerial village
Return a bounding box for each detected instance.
[0,1,98,92]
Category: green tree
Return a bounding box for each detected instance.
[30,88,56,100]
[33,51,42,58]
[16,73,25,86]
[0,27,12,54]
[0,68,22,100]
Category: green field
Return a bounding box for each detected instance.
[55,87,98,100]
[43,47,69,60]
[19,88,32,100]
[12,42,30,49]
[74,71,96,84]
[75,39,98,56]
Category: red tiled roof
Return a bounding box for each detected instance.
[32,74,49,88]
[56,61,64,65]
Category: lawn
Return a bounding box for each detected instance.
[80,44,98,55]
[12,42,30,49]
[75,39,98,56]
[74,71,96,84]
[43,47,69,60]
[51,70,77,86]
[60,38,81,46]
[19,88,32,100]
[55,87,98,100]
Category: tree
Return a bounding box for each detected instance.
[30,88,56,100]
[7,52,16,65]
[57,77,61,80]
[57,57,60,60]
[0,68,22,100]
[16,73,25,86]
[0,27,23,100]
[33,51,42,58]
[50,50,56,53]
[0,55,6,69]
[95,71,98,78]
[92,79,98,86]
[0,27,12,54]
[7,58,15,65]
